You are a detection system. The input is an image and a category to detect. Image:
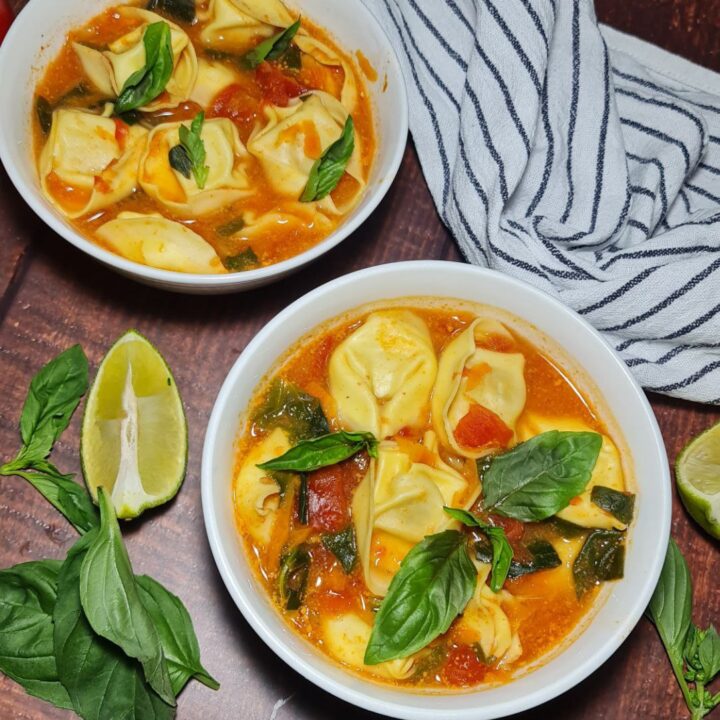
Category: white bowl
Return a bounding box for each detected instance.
[202,261,671,719]
[0,0,407,294]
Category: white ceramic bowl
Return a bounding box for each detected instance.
[0,0,407,294]
[202,261,671,719]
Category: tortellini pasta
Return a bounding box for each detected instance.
[247,91,365,203]
[329,310,438,439]
[189,58,239,107]
[39,108,148,219]
[518,415,627,530]
[352,431,478,596]
[139,117,251,216]
[198,0,296,50]
[236,203,334,241]
[233,428,291,544]
[96,212,226,274]
[73,8,198,111]
[432,318,526,458]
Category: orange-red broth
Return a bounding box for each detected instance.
[233,305,613,690]
[33,2,376,270]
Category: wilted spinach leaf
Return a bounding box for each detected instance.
[216,217,245,237]
[278,545,310,610]
[474,538,561,580]
[572,529,625,597]
[321,526,357,574]
[36,97,53,134]
[224,247,259,271]
[591,485,635,525]
[146,0,196,23]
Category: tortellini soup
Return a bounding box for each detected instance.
[232,299,636,689]
[33,0,376,274]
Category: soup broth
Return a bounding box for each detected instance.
[232,300,635,690]
[33,0,375,273]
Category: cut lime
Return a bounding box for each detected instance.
[675,421,720,540]
[81,330,187,519]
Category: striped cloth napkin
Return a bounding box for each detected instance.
[363,0,720,404]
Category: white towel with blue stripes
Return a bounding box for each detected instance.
[364,0,720,404]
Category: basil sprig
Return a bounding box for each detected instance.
[482,430,602,521]
[115,21,175,114]
[301,116,355,202]
[364,530,476,665]
[242,18,301,69]
[648,539,720,719]
[443,507,512,592]
[257,430,378,473]
[170,111,210,189]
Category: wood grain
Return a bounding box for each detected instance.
[0,2,718,719]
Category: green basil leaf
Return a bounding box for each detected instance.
[79,489,174,706]
[301,115,355,202]
[36,97,53,135]
[506,539,561,579]
[54,531,175,720]
[590,485,635,525]
[0,560,73,710]
[648,539,693,661]
[257,430,378,472]
[365,530,476,665]
[697,626,720,682]
[18,345,88,463]
[278,545,310,610]
[298,474,308,524]
[115,22,174,115]
[408,644,447,682]
[168,145,192,179]
[146,0,196,23]
[572,529,625,598]
[216,217,246,237]
[443,507,512,592]
[242,19,301,69]
[175,111,209,189]
[224,247,260,271]
[321,526,357,574]
[252,378,329,442]
[483,430,603,521]
[136,576,219,694]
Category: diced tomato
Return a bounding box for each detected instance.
[208,83,260,138]
[454,404,513,450]
[255,62,305,107]
[307,463,350,533]
[569,496,582,506]
[113,118,129,151]
[487,513,525,542]
[441,645,487,686]
[0,1,13,45]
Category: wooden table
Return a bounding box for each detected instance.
[1,2,718,718]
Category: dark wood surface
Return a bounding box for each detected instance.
[1,1,718,718]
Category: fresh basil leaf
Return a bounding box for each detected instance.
[0,560,73,710]
[146,0,196,23]
[224,247,260,271]
[572,529,625,598]
[252,378,329,442]
[115,22,174,115]
[258,430,378,473]
[697,626,720,682]
[176,111,209,189]
[18,345,88,463]
[36,97,53,135]
[298,474,308,524]
[136,576,219,694]
[216,217,246,237]
[168,144,192,179]
[648,539,693,660]
[590,485,635,525]
[408,644,447,682]
[54,531,175,720]
[506,539,561,579]
[321,526,357,574]
[443,507,512,592]
[482,431,603,521]
[79,489,175,706]
[301,116,355,202]
[278,545,310,610]
[365,530,476,665]
[242,19,301,69]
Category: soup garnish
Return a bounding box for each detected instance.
[232,302,636,689]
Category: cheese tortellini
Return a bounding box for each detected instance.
[189,58,239,108]
[96,212,226,274]
[432,318,527,458]
[39,108,148,219]
[139,118,251,216]
[329,310,438,439]
[518,414,627,530]
[73,8,198,111]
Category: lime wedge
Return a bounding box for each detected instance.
[675,421,720,539]
[81,330,187,519]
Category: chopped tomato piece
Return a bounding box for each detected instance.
[454,404,512,450]
[208,83,261,139]
[307,464,350,533]
[487,513,525,542]
[256,62,305,107]
[113,118,129,151]
[441,645,487,686]
[569,496,582,506]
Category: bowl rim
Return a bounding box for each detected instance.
[0,0,408,289]
[201,260,672,719]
